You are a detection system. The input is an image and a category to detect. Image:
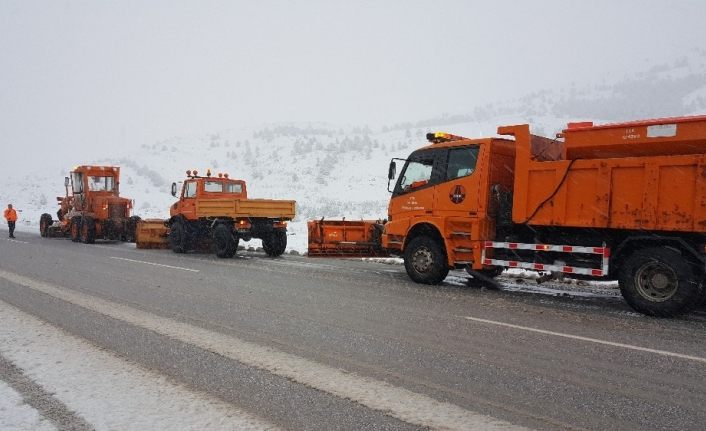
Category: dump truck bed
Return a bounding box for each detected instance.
[506,116,706,232]
[196,199,296,219]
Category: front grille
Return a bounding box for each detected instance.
[108,203,127,219]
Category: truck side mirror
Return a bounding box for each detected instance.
[388,161,396,180]
[64,177,70,187]
[171,182,178,197]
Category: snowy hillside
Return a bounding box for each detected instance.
[0,116,576,252]
[3,53,706,252]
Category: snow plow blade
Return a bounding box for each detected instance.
[307,219,388,257]
[135,219,170,249]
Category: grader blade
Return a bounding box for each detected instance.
[135,219,170,249]
[307,219,388,257]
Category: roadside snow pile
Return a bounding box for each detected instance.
[361,257,404,265]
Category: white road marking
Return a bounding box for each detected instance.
[1,238,30,244]
[463,315,706,364]
[0,300,276,431]
[0,269,526,431]
[109,256,199,272]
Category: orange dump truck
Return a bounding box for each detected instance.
[309,115,706,317]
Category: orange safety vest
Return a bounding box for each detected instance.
[4,208,17,222]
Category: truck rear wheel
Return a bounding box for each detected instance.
[404,236,449,284]
[70,217,82,242]
[80,216,96,244]
[169,220,189,253]
[619,247,703,317]
[125,216,141,243]
[40,213,52,238]
[262,229,287,257]
[213,224,237,258]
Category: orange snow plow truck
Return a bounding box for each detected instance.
[309,115,706,317]
[136,170,295,258]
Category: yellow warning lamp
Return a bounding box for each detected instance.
[426,131,466,144]
[206,169,212,177]
[224,173,229,179]
[186,170,192,177]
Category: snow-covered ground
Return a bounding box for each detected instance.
[0,381,56,431]
[0,300,276,431]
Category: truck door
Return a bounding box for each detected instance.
[180,180,198,220]
[70,172,85,211]
[434,145,482,217]
[388,149,444,234]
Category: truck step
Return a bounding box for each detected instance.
[451,231,471,236]
[454,248,473,253]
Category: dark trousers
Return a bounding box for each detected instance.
[8,221,15,237]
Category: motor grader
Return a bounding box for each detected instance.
[136,169,295,258]
[40,165,140,243]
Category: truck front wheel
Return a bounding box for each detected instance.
[169,220,189,253]
[213,224,237,258]
[619,247,703,317]
[404,236,449,284]
[262,229,287,257]
[70,217,82,242]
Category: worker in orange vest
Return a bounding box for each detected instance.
[4,203,17,238]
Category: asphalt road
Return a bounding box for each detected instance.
[1,232,705,430]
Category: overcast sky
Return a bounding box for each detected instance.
[1,0,706,175]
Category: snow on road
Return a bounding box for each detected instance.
[0,380,56,431]
[0,300,277,431]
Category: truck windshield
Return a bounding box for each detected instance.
[71,172,84,193]
[398,159,433,192]
[88,176,115,192]
[204,181,243,193]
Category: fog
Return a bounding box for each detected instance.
[1,0,706,175]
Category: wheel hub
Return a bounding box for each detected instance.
[635,262,678,302]
[411,247,433,273]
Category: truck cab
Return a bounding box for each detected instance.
[383,134,516,283]
[170,172,247,220]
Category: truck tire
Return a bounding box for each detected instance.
[262,229,287,257]
[40,213,52,238]
[70,217,82,242]
[404,236,449,284]
[125,216,141,243]
[169,220,189,253]
[212,224,237,258]
[619,247,703,317]
[80,216,96,244]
